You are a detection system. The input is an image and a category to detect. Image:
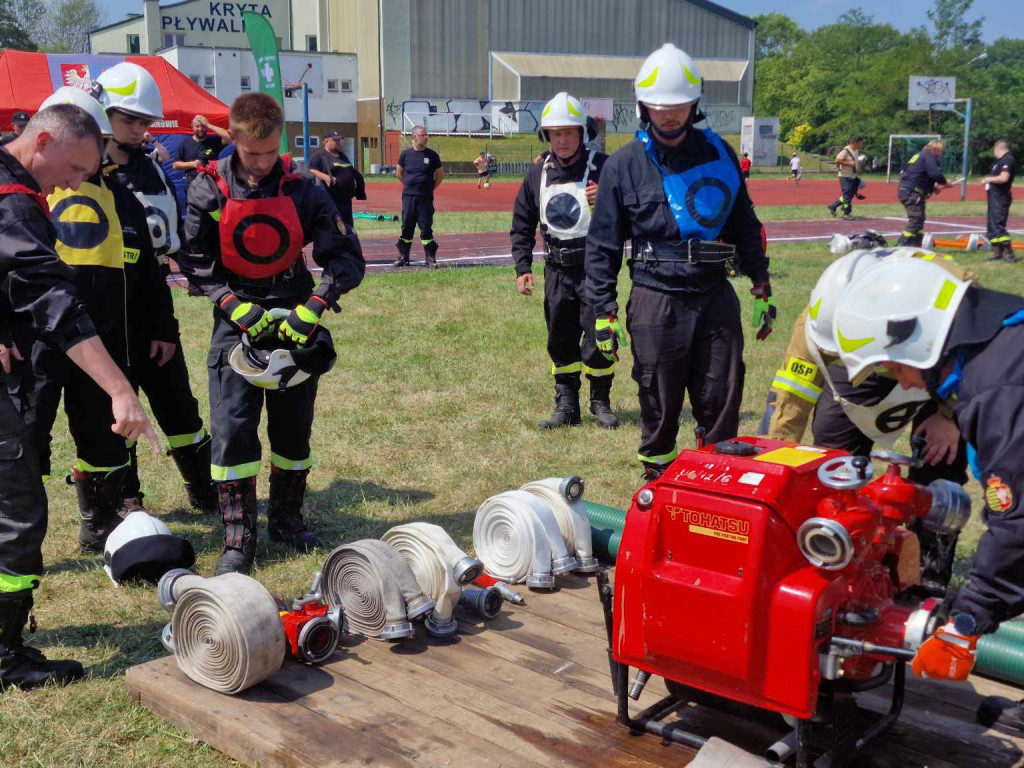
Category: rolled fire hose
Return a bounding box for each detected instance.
[157,569,286,694]
[584,501,627,564]
[321,539,435,640]
[397,521,484,585]
[520,476,599,573]
[473,490,577,588]
[381,523,467,637]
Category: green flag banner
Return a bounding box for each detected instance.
[243,11,288,154]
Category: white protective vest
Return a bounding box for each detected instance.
[539,150,595,243]
[806,323,929,448]
[132,158,181,261]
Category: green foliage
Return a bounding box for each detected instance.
[0,0,36,50]
[36,0,104,53]
[786,123,813,150]
[752,12,806,60]
[753,0,1007,174]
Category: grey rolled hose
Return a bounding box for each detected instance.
[382,524,462,637]
[156,569,286,694]
[320,540,435,640]
[520,477,599,573]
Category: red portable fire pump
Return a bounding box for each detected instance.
[599,433,970,767]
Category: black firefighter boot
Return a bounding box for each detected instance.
[267,467,321,552]
[984,243,1006,262]
[70,467,125,553]
[1004,244,1019,264]
[168,435,217,513]
[0,590,83,691]
[393,238,412,267]
[214,477,259,575]
[539,373,582,429]
[588,375,619,429]
[119,441,144,515]
[423,239,439,270]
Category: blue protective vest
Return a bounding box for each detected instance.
[936,308,1024,479]
[637,128,740,242]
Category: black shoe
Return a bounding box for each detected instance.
[978,696,1024,732]
[842,213,854,220]
[827,202,839,218]
[588,376,619,429]
[168,435,216,513]
[1004,249,1019,264]
[216,477,258,574]
[69,468,123,554]
[266,467,321,552]
[539,392,582,429]
[392,256,410,268]
[214,548,252,576]
[0,592,84,691]
[984,251,1004,262]
[424,241,439,270]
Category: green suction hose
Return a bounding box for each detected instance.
[975,632,1024,688]
[584,501,627,564]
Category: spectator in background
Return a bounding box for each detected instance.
[307,130,365,229]
[473,151,492,189]
[788,153,801,185]
[740,151,752,179]
[828,135,864,220]
[143,131,169,164]
[394,125,444,269]
[173,115,229,197]
[982,140,1017,264]
[1,111,30,144]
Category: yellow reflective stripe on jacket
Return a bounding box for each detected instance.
[772,371,823,404]
[74,458,130,474]
[166,429,208,450]
[270,452,313,471]
[551,361,583,375]
[0,573,40,592]
[211,461,261,481]
[582,363,614,377]
[638,446,679,466]
[48,181,125,269]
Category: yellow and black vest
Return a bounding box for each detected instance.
[48,176,125,269]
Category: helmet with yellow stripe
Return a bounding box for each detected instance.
[833,258,970,386]
[538,92,590,142]
[96,62,164,121]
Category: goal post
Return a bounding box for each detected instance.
[886,134,940,183]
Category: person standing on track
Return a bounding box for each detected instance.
[474,151,492,190]
[739,152,751,179]
[981,140,1017,263]
[827,136,864,220]
[788,153,801,185]
[511,92,618,431]
[896,139,953,247]
[394,125,444,269]
[308,130,364,230]
[584,44,773,480]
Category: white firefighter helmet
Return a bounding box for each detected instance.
[807,247,943,356]
[538,92,588,142]
[96,62,164,120]
[228,308,337,390]
[39,86,112,137]
[103,511,195,586]
[832,258,970,386]
[634,43,703,115]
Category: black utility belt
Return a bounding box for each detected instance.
[543,242,585,267]
[631,239,736,264]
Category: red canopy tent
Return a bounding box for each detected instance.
[0,50,229,133]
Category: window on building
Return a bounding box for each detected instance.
[127,34,140,54]
[203,75,215,89]
[163,33,185,49]
[340,80,352,93]
[327,79,338,93]
[240,75,252,91]
[295,135,320,149]
[306,35,318,52]
[188,74,200,84]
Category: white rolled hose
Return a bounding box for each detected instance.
[403,522,484,586]
[473,490,576,589]
[156,569,286,695]
[382,523,464,637]
[519,476,599,573]
[320,539,435,640]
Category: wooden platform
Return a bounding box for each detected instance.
[126,573,1024,767]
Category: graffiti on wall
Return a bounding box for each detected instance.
[393,99,748,135]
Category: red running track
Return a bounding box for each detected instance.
[358,177,993,214]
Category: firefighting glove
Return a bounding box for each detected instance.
[279,295,330,348]
[595,314,628,363]
[219,294,274,339]
[750,281,776,341]
[911,618,979,681]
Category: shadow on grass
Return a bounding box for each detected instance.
[32,618,169,680]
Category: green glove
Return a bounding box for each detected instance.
[279,295,330,347]
[595,314,628,362]
[750,282,777,341]
[219,294,273,339]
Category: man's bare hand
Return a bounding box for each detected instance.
[0,342,22,374]
[110,390,160,453]
[586,181,599,206]
[149,340,176,367]
[914,412,961,465]
[517,273,534,296]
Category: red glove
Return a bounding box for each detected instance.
[911,621,979,681]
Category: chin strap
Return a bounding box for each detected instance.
[115,141,144,156]
[639,100,704,143]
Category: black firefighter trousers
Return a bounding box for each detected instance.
[627,281,744,468]
[0,386,47,590]
[897,188,927,246]
[544,263,613,384]
[987,192,1013,249]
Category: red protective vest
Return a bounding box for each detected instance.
[204,166,305,279]
[0,183,49,216]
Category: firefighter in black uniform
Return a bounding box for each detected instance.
[982,140,1017,263]
[0,103,153,689]
[98,62,216,512]
[585,44,773,479]
[511,92,617,430]
[394,125,444,269]
[308,130,365,229]
[834,258,1024,684]
[897,139,954,246]
[179,92,365,575]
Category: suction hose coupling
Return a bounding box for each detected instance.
[459,587,503,620]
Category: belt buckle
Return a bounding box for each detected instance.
[686,238,699,264]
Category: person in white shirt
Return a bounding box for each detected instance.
[788,153,801,185]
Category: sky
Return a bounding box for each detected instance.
[100,0,1019,43]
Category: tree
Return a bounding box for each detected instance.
[928,0,984,51]
[10,0,44,42]
[0,0,36,50]
[752,13,805,61]
[37,0,104,54]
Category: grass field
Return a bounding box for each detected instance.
[1,238,1022,767]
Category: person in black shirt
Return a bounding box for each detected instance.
[0,111,29,144]
[896,139,953,246]
[394,125,444,268]
[173,114,229,195]
[982,140,1017,263]
[307,130,365,228]
[584,44,772,480]
[511,92,617,431]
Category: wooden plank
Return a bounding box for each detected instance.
[125,656,421,768]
